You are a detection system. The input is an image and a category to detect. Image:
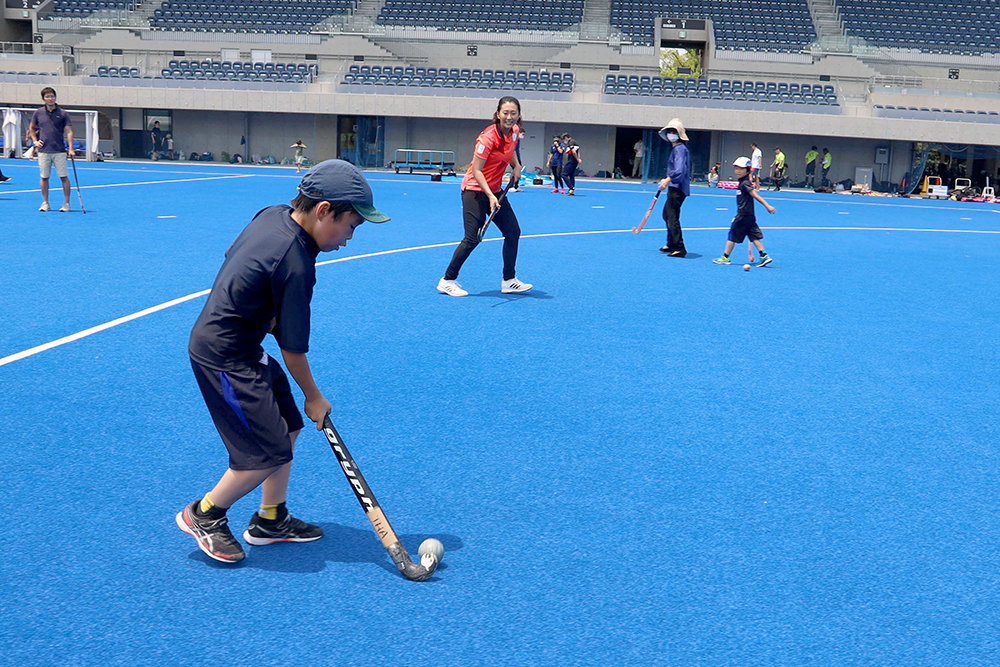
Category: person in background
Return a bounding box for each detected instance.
[546,134,565,194]
[708,161,721,188]
[805,146,818,188]
[632,137,644,179]
[821,148,832,187]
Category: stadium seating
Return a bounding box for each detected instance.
[603,75,839,106]
[837,0,1000,55]
[343,66,574,92]
[611,0,816,52]
[94,66,143,78]
[377,0,584,31]
[149,0,353,33]
[128,60,319,82]
[872,104,1000,121]
[49,0,133,17]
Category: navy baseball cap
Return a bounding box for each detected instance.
[297,159,390,223]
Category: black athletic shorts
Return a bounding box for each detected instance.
[728,216,763,244]
[190,352,304,470]
[806,162,816,175]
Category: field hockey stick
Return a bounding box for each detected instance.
[749,241,755,262]
[69,153,86,214]
[477,178,516,242]
[321,415,439,581]
[632,190,661,234]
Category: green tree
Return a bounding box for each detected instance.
[660,48,702,79]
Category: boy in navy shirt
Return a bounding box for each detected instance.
[713,157,776,266]
[178,160,389,563]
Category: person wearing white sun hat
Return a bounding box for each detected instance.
[656,118,691,257]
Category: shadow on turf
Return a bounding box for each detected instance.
[186,522,463,577]
[470,289,553,302]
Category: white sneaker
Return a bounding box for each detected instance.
[59,203,71,212]
[437,278,469,297]
[501,277,533,294]
[39,202,50,212]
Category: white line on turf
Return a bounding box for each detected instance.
[0,290,210,367]
[6,225,1000,367]
[0,174,254,195]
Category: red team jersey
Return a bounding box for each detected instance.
[461,122,520,193]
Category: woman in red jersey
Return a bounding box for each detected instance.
[437,96,533,297]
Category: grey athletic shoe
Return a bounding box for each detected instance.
[176,500,245,563]
[243,512,324,545]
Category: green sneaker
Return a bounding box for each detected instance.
[713,255,731,265]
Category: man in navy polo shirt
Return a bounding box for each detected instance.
[28,87,75,212]
[177,160,389,564]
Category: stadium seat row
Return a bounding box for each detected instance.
[344,66,573,92]
[604,76,838,103]
[377,0,582,30]
[875,105,999,117]
[159,70,312,82]
[90,61,316,82]
[166,60,317,74]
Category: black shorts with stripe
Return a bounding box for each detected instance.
[190,353,305,470]
[728,216,763,244]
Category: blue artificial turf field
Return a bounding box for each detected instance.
[1,157,999,666]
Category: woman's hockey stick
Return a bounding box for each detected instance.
[477,178,516,241]
[632,190,661,234]
[321,415,439,581]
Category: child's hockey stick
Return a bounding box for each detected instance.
[322,415,439,581]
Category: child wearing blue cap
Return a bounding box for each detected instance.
[178,159,389,563]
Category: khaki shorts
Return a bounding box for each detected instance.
[39,152,69,179]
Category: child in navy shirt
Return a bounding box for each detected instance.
[178,159,389,563]
[713,157,775,266]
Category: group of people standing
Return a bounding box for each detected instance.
[750,142,831,190]
[805,146,832,188]
[544,132,581,195]
[662,122,776,265]
[435,103,778,302]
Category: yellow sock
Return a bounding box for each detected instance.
[199,493,216,515]
[259,503,280,520]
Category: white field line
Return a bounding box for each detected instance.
[4,225,1000,367]
[0,174,254,195]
